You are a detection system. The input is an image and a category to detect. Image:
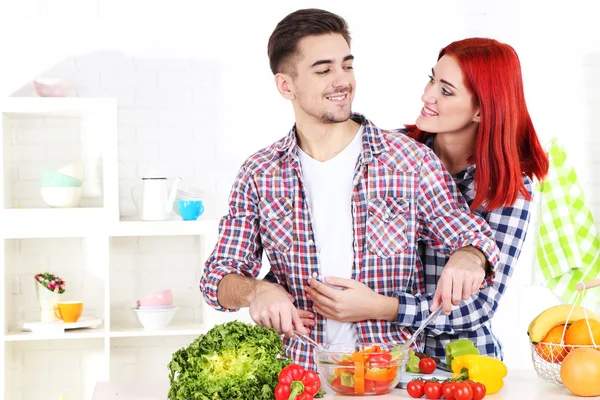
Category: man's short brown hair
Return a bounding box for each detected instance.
[267,8,351,77]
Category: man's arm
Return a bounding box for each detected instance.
[200,164,264,311]
[396,190,531,333]
[415,150,500,313]
[199,164,307,337]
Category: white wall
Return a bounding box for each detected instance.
[1,0,600,382]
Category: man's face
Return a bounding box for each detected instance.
[285,33,355,124]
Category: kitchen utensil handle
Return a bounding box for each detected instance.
[576,279,600,291]
[404,306,443,349]
[294,330,324,351]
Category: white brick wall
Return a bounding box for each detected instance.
[110,236,203,329]
[110,336,195,381]
[7,339,105,400]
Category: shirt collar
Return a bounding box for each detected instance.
[275,112,389,164]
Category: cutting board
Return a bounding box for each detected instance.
[397,368,453,389]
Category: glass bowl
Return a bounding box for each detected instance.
[315,342,410,396]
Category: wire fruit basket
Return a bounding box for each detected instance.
[530,279,600,385]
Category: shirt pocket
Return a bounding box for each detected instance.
[366,197,409,258]
[258,196,294,253]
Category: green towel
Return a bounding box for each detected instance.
[536,137,600,307]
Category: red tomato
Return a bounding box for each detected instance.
[364,379,376,393]
[419,358,437,374]
[374,380,392,395]
[406,380,425,398]
[442,382,457,400]
[368,353,392,368]
[453,382,474,400]
[331,378,354,394]
[470,382,486,400]
[424,381,443,399]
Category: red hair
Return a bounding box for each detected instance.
[407,38,549,211]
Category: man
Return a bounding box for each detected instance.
[200,8,499,370]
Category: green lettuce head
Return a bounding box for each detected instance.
[167,321,291,400]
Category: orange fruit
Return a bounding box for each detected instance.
[561,348,600,396]
[565,319,600,346]
[535,324,569,363]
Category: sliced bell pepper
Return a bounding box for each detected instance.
[352,352,365,394]
[364,366,397,382]
[451,354,507,395]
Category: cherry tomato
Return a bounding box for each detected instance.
[419,358,437,374]
[424,381,443,399]
[406,380,425,398]
[442,381,457,400]
[453,382,474,400]
[470,382,486,400]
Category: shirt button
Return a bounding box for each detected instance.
[308,239,314,245]
[312,272,318,278]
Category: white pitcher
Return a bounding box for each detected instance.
[131,175,181,221]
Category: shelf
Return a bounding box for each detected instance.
[0,207,108,238]
[3,327,106,341]
[111,218,219,237]
[109,324,209,338]
[0,97,118,116]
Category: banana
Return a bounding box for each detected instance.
[528,305,600,343]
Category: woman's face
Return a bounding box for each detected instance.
[416,55,480,134]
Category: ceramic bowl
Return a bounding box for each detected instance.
[136,289,173,307]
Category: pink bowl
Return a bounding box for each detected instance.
[33,78,71,97]
[136,289,173,307]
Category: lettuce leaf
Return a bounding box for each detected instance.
[167,321,290,399]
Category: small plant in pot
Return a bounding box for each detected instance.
[34,272,66,322]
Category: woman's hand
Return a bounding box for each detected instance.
[307,277,399,322]
[273,283,316,330]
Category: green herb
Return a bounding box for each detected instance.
[167,321,290,400]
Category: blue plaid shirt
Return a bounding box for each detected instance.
[394,135,532,361]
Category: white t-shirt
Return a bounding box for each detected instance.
[298,126,363,345]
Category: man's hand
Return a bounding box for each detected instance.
[431,246,487,314]
[249,281,308,338]
[307,277,398,322]
[273,283,316,331]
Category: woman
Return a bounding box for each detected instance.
[269,37,549,360]
[391,37,548,360]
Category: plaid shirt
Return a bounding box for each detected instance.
[200,114,500,371]
[395,135,532,361]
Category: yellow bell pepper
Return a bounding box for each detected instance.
[451,354,507,395]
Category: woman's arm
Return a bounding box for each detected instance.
[395,178,532,334]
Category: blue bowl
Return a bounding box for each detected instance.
[177,200,204,221]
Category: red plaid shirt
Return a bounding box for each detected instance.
[200,113,500,371]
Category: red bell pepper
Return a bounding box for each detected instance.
[274,363,321,400]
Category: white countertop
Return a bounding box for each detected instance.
[93,370,583,399]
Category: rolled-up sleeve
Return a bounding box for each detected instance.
[200,164,263,312]
[416,150,500,277]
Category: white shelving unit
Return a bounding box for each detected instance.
[0,97,236,400]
